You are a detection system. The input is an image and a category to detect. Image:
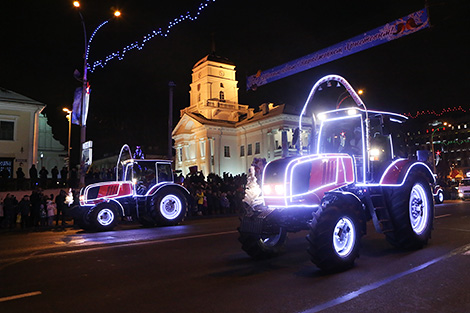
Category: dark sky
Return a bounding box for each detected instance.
[1,0,468,161]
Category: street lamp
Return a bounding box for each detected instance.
[73,1,121,187]
[63,108,72,177]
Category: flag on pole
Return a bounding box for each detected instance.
[71,87,82,125]
[71,83,91,126]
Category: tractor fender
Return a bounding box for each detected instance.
[148,183,191,202]
[322,191,366,234]
[379,159,435,186]
[91,199,125,217]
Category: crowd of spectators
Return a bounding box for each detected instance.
[180,171,247,216]
[0,189,69,230]
[0,164,79,191]
[0,158,263,230]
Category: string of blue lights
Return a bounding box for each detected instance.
[88,0,216,73]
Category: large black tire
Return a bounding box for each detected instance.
[89,202,119,231]
[435,189,444,204]
[75,208,92,230]
[384,175,434,249]
[307,200,363,272]
[150,188,187,226]
[238,222,288,260]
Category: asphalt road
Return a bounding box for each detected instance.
[1,200,470,313]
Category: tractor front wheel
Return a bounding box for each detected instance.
[307,203,362,272]
[238,226,288,260]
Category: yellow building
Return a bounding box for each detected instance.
[0,87,65,185]
[0,87,45,179]
[172,54,311,176]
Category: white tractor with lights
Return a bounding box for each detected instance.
[74,145,190,231]
[239,75,440,272]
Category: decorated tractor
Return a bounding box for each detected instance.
[74,145,190,231]
[239,75,440,272]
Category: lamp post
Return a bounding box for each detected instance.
[73,1,121,187]
[63,108,72,176]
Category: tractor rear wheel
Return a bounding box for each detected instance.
[150,189,187,226]
[384,175,434,249]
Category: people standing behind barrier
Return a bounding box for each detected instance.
[30,190,41,227]
[1,167,10,191]
[60,166,68,187]
[55,190,67,227]
[16,166,25,190]
[220,192,230,214]
[39,166,48,189]
[39,195,48,227]
[29,164,38,189]
[195,189,205,215]
[46,198,56,226]
[3,194,18,229]
[18,195,31,229]
[51,166,59,187]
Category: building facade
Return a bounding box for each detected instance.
[0,87,66,186]
[172,54,311,177]
[0,87,45,180]
[404,109,470,181]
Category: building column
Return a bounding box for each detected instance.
[281,130,288,157]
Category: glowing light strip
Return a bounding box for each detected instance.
[316,114,367,184]
[86,20,109,62]
[404,106,468,118]
[299,75,365,130]
[82,181,133,204]
[88,0,216,72]
[320,107,408,121]
[263,154,354,208]
[356,160,435,187]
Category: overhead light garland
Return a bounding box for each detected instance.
[404,106,468,118]
[89,0,216,73]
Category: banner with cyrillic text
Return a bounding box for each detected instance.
[247,8,429,90]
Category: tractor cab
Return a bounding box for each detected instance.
[314,108,408,183]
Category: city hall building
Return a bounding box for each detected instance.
[172,54,311,176]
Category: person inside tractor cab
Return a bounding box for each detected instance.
[157,163,172,183]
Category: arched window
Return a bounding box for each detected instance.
[219,91,224,100]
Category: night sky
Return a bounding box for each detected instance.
[1,0,468,163]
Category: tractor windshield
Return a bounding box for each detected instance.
[317,115,364,156]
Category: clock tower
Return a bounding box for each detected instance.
[184,53,251,122]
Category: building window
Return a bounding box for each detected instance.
[0,121,14,141]
[0,158,13,178]
[255,142,260,154]
[200,140,205,158]
[219,91,224,100]
[224,146,230,158]
[177,147,183,162]
[247,144,252,156]
[220,83,224,88]
[240,145,245,157]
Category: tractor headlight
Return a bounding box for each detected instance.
[263,184,284,196]
[370,148,381,161]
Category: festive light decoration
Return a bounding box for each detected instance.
[88,0,216,72]
[404,106,468,118]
